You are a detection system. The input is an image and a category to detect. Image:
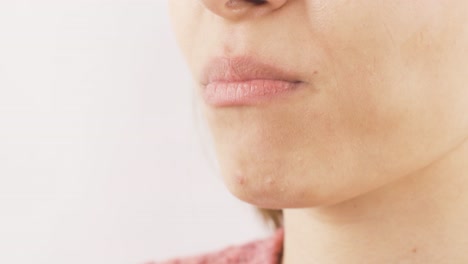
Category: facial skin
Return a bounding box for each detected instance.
[168,1,468,210]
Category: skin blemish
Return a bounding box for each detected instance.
[235,173,246,185]
[266,177,274,185]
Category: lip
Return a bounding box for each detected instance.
[201,56,304,107]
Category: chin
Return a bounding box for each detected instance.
[218,158,394,210]
[219,164,333,209]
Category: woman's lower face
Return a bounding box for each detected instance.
[169,0,468,208]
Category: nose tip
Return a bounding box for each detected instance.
[200,0,288,21]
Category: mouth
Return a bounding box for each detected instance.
[200,56,305,107]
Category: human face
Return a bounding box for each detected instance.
[168,1,468,208]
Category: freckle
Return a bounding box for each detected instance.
[411,247,418,253]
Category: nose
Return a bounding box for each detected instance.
[199,0,289,21]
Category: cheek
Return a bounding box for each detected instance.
[315,5,468,205]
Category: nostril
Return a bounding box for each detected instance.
[208,0,286,20]
[226,0,268,8]
[248,0,268,5]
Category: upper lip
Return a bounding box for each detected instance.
[201,56,302,85]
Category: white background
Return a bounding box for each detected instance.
[0,1,269,263]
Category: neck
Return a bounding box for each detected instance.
[282,138,468,264]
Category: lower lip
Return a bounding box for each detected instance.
[203,80,301,107]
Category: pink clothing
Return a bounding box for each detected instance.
[147,228,284,264]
